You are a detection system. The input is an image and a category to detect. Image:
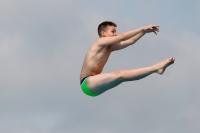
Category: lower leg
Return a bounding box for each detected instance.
[120,66,156,81]
[120,58,175,81]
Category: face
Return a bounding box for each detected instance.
[101,26,117,37]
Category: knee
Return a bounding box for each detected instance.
[113,70,125,81]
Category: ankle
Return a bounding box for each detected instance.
[150,65,158,73]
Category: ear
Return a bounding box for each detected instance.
[101,30,106,37]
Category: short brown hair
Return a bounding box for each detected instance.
[98,21,117,37]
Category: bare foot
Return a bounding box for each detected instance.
[154,58,175,74]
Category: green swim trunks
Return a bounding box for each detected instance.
[80,76,99,97]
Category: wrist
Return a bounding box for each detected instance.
[141,27,146,33]
[141,27,146,32]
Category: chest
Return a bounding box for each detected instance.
[99,46,112,58]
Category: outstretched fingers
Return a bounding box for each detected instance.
[152,26,159,35]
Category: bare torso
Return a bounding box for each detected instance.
[80,43,112,81]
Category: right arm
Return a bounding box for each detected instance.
[95,25,159,47]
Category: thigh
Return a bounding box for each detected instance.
[87,71,123,94]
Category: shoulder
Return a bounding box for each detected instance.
[94,37,103,44]
[90,39,103,51]
[92,38,104,47]
[93,37,112,47]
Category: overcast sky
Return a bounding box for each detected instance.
[0,0,200,133]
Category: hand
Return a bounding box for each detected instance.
[143,25,159,35]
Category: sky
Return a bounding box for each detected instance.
[0,0,200,133]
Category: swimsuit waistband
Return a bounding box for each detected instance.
[80,76,90,85]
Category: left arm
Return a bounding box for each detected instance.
[111,30,146,51]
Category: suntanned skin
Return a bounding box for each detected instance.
[80,24,175,95]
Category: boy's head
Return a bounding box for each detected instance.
[98,21,117,37]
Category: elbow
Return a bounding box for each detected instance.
[132,39,136,44]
